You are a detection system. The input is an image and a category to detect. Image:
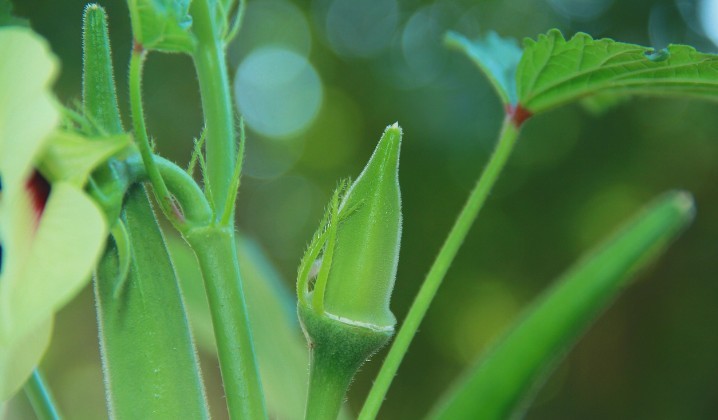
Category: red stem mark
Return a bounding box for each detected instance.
[132,39,144,54]
[505,104,532,127]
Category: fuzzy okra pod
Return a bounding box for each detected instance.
[84,5,208,417]
[297,124,403,420]
[95,186,210,418]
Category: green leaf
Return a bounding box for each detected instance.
[127,0,195,53]
[94,186,209,418]
[445,31,522,105]
[38,131,130,187]
[430,191,695,420]
[517,29,718,113]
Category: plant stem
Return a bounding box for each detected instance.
[186,227,267,419]
[124,154,212,227]
[188,2,265,417]
[128,46,179,227]
[24,370,61,420]
[358,117,521,419]
[304,348,354,420]
[191,0,236,218]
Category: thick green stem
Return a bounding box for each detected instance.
[188,2,265,417]
[299,304,392,420]
[187,228,266,419]
[359,118,521,419]
[305,350,354,420]
[23,370,61,420]
[191,0,236,218]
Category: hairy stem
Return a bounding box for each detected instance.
[188,1,266,417]
[304,348,354,420]
[124,154,212,227]
[359,117,521,419]
[186,227,267,419]
[128,46,181,227]
[191,0,236,219]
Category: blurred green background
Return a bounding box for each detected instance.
[7,0,718,418]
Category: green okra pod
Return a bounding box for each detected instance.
[297,123,403,420]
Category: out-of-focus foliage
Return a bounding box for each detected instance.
[7,0,718,418]
[0,26,107,402]
[432,191,695,419]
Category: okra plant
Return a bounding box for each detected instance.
[0,0,715,419]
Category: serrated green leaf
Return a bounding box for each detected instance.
[430,191,695,420]
[95,186,209,418]
[38,131,130,187]
[446,31,522,105]
[517,29,718,113]
[127,0,195,53]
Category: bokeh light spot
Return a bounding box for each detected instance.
[700,0,718,46]
[397,5,450,88]
[235,47,323,139]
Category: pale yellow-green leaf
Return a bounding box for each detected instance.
[38,131,131,187]
[0,183,107,340]
[0,28,59,192]
[0,320,52,401]
[0,26,109,404]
